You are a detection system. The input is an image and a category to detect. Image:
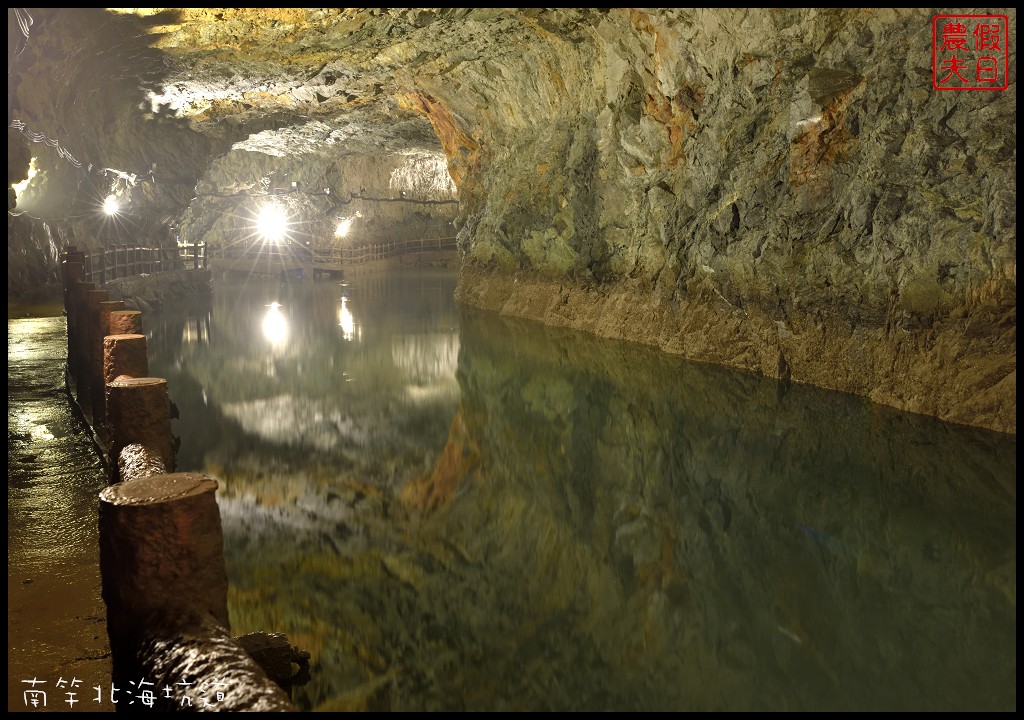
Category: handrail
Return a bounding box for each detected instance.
[81,235,458,282]
[312,236,458,265]
[81,243,208,284]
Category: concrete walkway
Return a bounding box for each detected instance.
[7,314,114,712]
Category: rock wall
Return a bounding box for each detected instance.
[421,8,1016,433]
[6,213,64,301]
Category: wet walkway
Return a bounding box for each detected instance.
[8,313,114,712]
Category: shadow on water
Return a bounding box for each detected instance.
[145,269,1016,712]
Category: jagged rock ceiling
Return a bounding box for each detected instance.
[7,8,1017,433]
[8,8,475,234]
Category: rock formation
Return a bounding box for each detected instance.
[7,8,1016,432]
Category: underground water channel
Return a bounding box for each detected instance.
[132,265,1016,712]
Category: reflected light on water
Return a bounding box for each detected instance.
[392,333,460,384]
[134,272,1017,712]
[262,302,288,346]
[338,297,357,341]
[393,333,461,403]
[182,314,210,345]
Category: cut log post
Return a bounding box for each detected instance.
[69,280,96,400]
[61,251,85,375]
[109,309,144,336]
[98,473,293,710]
[94,300,125,425]
[99,473,227,628]
[103,334,149,386]
[106,377,175,482]
[99,300,126,338]
[85,289,110,420]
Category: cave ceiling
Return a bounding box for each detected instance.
[9,7,564,224]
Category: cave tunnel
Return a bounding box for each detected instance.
[7,8,1016,712]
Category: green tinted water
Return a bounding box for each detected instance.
[146,268,1016,712]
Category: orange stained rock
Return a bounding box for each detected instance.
[402,410,480,514]
[396,93,478,189]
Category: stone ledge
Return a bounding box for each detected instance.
[456,265,1016,435]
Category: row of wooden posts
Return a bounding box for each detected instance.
[60,245,299,712]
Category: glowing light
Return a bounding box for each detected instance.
[338,297,355,341]
[12,157,38,199]
[335,217,353,238]
[103,195,121,215]
[257,204,289,243]
[262,302,288,346]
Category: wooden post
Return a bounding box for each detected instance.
[100,473,227,625]
[94,300,126,425]
[69,281,95,396]
[62,246,85,308]
[85,289,110,418]
[99,300,126,338]
[98,473,295,711]
[62,249,86,375]
[109,310,144,336]
[106,377,175,481]
[103,334,149,386]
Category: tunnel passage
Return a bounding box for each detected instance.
[7,8,1017,431]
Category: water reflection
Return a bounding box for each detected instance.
[261,302,288,347]
[145,271,1016,712]
[147,271,459,477]
[338,296,358,342]
[182,312,211,345]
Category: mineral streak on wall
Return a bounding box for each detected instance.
[7,8,1015,432]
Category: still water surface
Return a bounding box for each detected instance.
[145,268,1016,712]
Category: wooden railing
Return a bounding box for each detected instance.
[82,243,207,284]
[313,236,458,265]
[204,236,457,266]
[82,235,454,283]
[58,245,301,711]
[178,242,207,271]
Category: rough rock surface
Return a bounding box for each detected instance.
[7,8,1016,431]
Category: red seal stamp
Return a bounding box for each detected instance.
[933,14,1009,90]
